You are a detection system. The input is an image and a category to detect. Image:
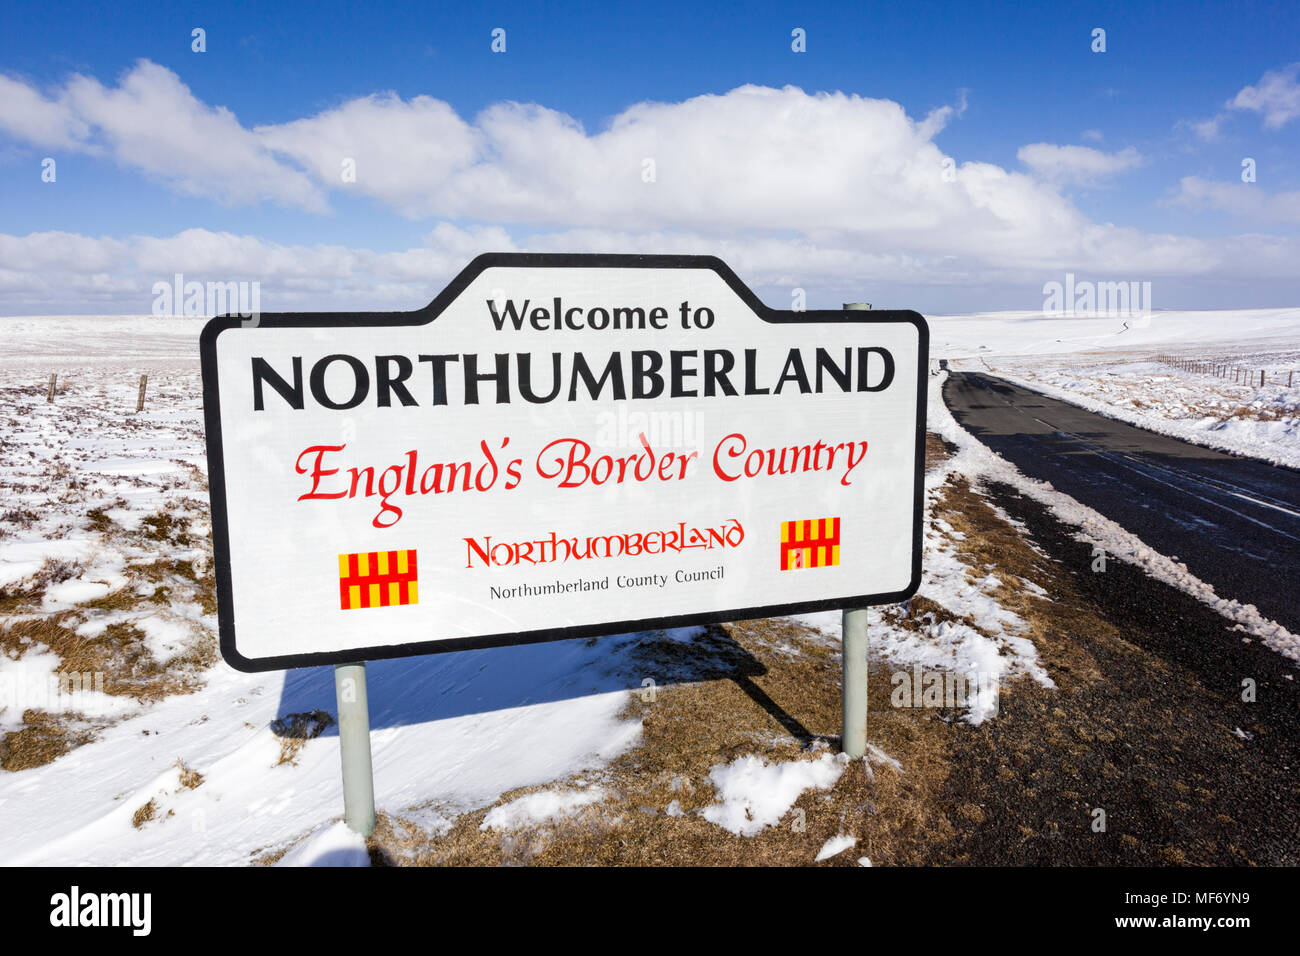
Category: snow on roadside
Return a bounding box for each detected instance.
[929,372,1300,664]
[700,752,846,836]
[790,393,1060,725]
[925,307,1300,469]
[895,451,1056,720]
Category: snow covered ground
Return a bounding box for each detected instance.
[0,308,1294,866]
[929,307,1300,468]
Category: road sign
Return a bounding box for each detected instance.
[201,254,928,671]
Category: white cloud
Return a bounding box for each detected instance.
[1188,115,1225,142]
[1016,143,1144,185]
[0,226,520,313]
[1170,176,1300,225]
[916,89,968,140]
[0,63,1298,311]
[1228,62,1300,129]
[255,93,479,211]
[2,61,325,209]
[0,64,1129,266]
[0,223,1297,318]
[0,74,92,150]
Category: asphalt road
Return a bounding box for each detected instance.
[943,371,1300,634]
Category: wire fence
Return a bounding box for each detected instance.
[40,372,151,411]
[1157,355,1297,388]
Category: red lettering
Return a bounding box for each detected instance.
[296,445,348,499]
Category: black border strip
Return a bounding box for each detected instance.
[200,253,930,672]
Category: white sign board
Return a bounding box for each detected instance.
[201,254,927,671]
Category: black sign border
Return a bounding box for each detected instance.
[201,253,929,672]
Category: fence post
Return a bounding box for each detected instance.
[46,373,56,403]
[136,374,148,413]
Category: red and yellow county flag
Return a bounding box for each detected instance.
[338,549,418,610]
[780,518,841,570]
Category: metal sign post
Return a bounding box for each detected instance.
[841,607,868,758]
[334,662,376,836]
[841,302,873,759]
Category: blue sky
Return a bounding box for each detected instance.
[1,0,1298,313]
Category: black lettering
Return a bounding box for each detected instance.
[858,347,895,392]
[744,349,769,395]
[375,354,417,407]
[464,353,511,404]
[310,354,369,410]
[703,349,737,397]
[632,350,664,399]
[487,299,530,330]
[815,347,852,392]
[252,356,303,410]
[775,350,811,394]
[670,350,698,397]
[518,353,563,403]
[418,354,460,405]
[612,307,645,329]
[569,352,627,401]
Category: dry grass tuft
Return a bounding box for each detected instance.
[0,709,112,771]
[139,512,192,547]
[131,799,157,828]
[176,759,204,790]
[0,605,213,770]
[0,557,83,613]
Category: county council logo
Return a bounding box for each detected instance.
[338,549,419,610]
[780,518,841,570]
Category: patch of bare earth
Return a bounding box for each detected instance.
[919,478,1300,865]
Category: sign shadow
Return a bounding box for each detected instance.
[269,624,817,745]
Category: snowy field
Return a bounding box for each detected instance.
[929,308,1300,468]
[0,309,1295,866]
